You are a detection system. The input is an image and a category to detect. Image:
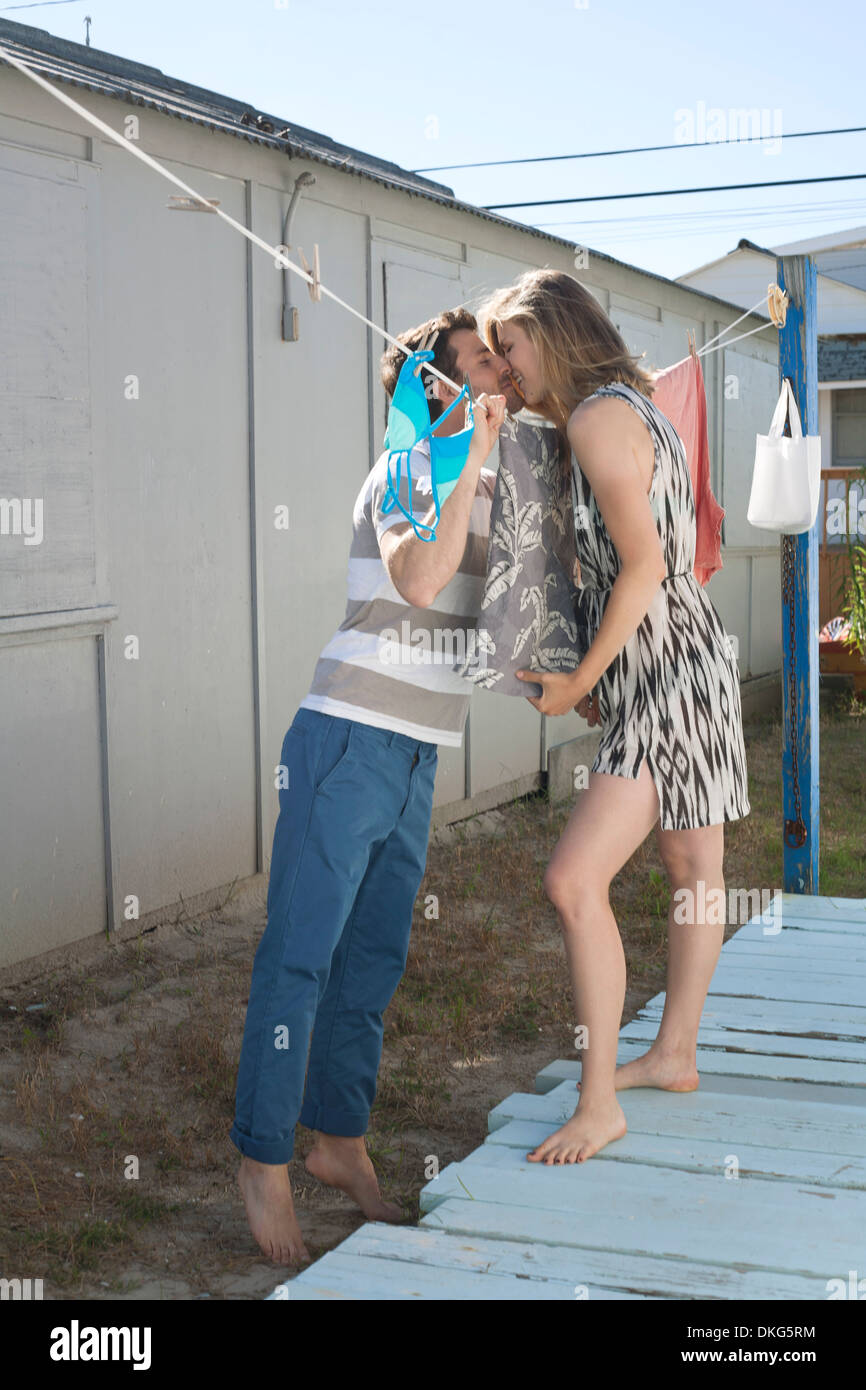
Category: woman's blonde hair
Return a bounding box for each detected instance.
[480,268,656,442]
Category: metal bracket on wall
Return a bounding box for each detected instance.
[280,171,317,340]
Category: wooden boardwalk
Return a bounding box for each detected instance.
[271,893,866,1300]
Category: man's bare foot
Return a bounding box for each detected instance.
[305,1133,405,1222]
[527,1096,627,1164]
[238,1156,310,1266]
[577,1046,699,1093]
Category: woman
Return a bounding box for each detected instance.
[480,269,750,1165]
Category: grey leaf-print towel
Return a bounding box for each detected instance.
[456,416,593,698]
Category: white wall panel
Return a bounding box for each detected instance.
[0,153,97,615]
[0,635,105,966]
[99,147,256,917]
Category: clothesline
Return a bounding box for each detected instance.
[700,288,782,353]
[0,41,784,406]
[699,320,771,355]
[662,289,782,373]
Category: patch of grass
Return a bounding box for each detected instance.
[15,1217,130,1287]
[164,1003,236,1109]
[115,1190,180,1224]
[375,1051,452,1129]
[499,991,544,1041]
[635,867,669,921]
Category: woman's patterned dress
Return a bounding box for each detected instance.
[571,382,750,830]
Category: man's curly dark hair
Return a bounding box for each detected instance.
[380,307,477,421]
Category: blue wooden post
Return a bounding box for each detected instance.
[777,254,820,892]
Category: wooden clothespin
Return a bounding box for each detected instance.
[166,194,219,213]
[767,283,789,328]
[297,245,321,302]
[413,326,439,374]
[687,329,698,363]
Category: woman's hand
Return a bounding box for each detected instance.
[469,392,506,460]
[515,666,588,716]
[574,692,602,727]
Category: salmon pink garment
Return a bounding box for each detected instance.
[651,353,724,586]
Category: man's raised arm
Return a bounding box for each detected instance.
[379,392,505,609]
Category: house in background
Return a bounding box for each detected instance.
[679,228,866,626]
[0,18,780,971]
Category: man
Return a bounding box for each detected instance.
[231,307,523,1265]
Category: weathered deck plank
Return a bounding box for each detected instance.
[713,947,866,975]
[637,993,866,1038]
[269,1248,645,1299]
[767,895,866,925]
[483,1116,866,1188]
[490,1081,866,1154]
[269,1220,822,1300]
[619,1021,866,1062]
[706,967,866,1007]
[418,1149,866,1276]
[535,1042,866,1090]
[417,1204,830,1299]
[722,932,866,961]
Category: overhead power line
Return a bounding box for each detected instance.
[415,124,866,174]
[0,1,83,10]
[484,171,866,211]
[533,197,866,247]
[536,194,866,231]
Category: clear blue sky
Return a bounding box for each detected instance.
[4,0,865,280]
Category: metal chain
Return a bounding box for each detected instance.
[782,534,807,848]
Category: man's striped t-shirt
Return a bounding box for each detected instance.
[299,436,496,746]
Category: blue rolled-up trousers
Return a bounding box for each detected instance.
[230,706,438,1163]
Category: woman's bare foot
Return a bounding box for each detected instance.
[577,1045,699,1093]
[305,1133,406,1222]
[238,1156,310,1265]
[527,1096,627,1164]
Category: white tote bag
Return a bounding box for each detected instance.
[747,379,821,534]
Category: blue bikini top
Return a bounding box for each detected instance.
[380,348,476,542]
